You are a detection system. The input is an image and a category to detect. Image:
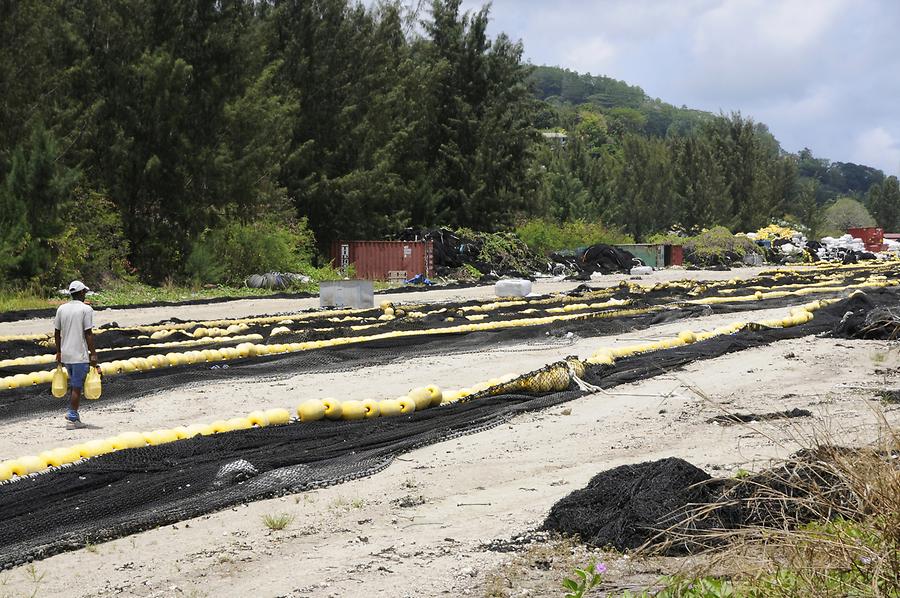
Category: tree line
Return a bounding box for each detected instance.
[1,0,898,289]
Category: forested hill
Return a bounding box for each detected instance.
[526,66,886,203]
[528,66,710,138]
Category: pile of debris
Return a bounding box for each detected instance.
[815,234,878,263]
[744,227,881,265]
[397,228,546,279]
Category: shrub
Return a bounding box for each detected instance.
[515,219,633,255]
[651,226,761,267]
[185,217,316,285]
[50,188,132,287]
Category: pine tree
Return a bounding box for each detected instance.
[2,124,79,281]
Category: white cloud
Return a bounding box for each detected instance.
[686,0,849,101]
[852,128,900,175]
[560,36,617,75]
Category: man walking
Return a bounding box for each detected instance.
[54,280,98,429]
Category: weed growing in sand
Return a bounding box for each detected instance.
[562,560,605,598]
[327,496,365,511]
[733,468,751,479]
[871,351,887,364]
[84,541,98,553]
[13,564,46,598]
[877,389,900,405]
[262,513,294,531]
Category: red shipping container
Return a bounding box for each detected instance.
[665,244,684,266]
[331,240,434,281]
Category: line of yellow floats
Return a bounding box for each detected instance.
[0,298,633,391]
[1,269,895,392]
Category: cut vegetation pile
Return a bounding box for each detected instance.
[398,227,547,278]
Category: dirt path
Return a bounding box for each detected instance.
[3,301,897,597]
[0,267,773,336]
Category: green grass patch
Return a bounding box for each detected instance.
[0,290,61,312]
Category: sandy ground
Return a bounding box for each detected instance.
[1,267,774,336]
[3,268,896,598]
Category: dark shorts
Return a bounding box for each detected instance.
[64,363,90,390]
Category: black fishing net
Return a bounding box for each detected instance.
[1,289,896,568]
[0,289,844,422]
[543,447,873,556]
[550,244,637,277]
[0,306,704,421]
[541,458,733,553]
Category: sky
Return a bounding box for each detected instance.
[416,0,900,175]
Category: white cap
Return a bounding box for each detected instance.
[68,280,89,294]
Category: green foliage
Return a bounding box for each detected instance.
[791,179,825,239]
[51,188,132,286]
[615,134,675,241]
[185,218,316,285]
[516,218,633,255]
[562,560,604,598]
[824,197,876,234]
[867,175,900,231]
[455,227,545,274]
[1,0,890,293]
[797,147,885,204]
[620,576,736,597]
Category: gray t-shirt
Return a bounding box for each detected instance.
[54,300,94,363]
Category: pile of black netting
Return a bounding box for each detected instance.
[542,447,871,556]
[832,300,900,340]
[0,288,897,569]
[550,244,637,278]
[542,458,734,553]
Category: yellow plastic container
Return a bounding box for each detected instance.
[84,367,102,400]
[51,365,68,398]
